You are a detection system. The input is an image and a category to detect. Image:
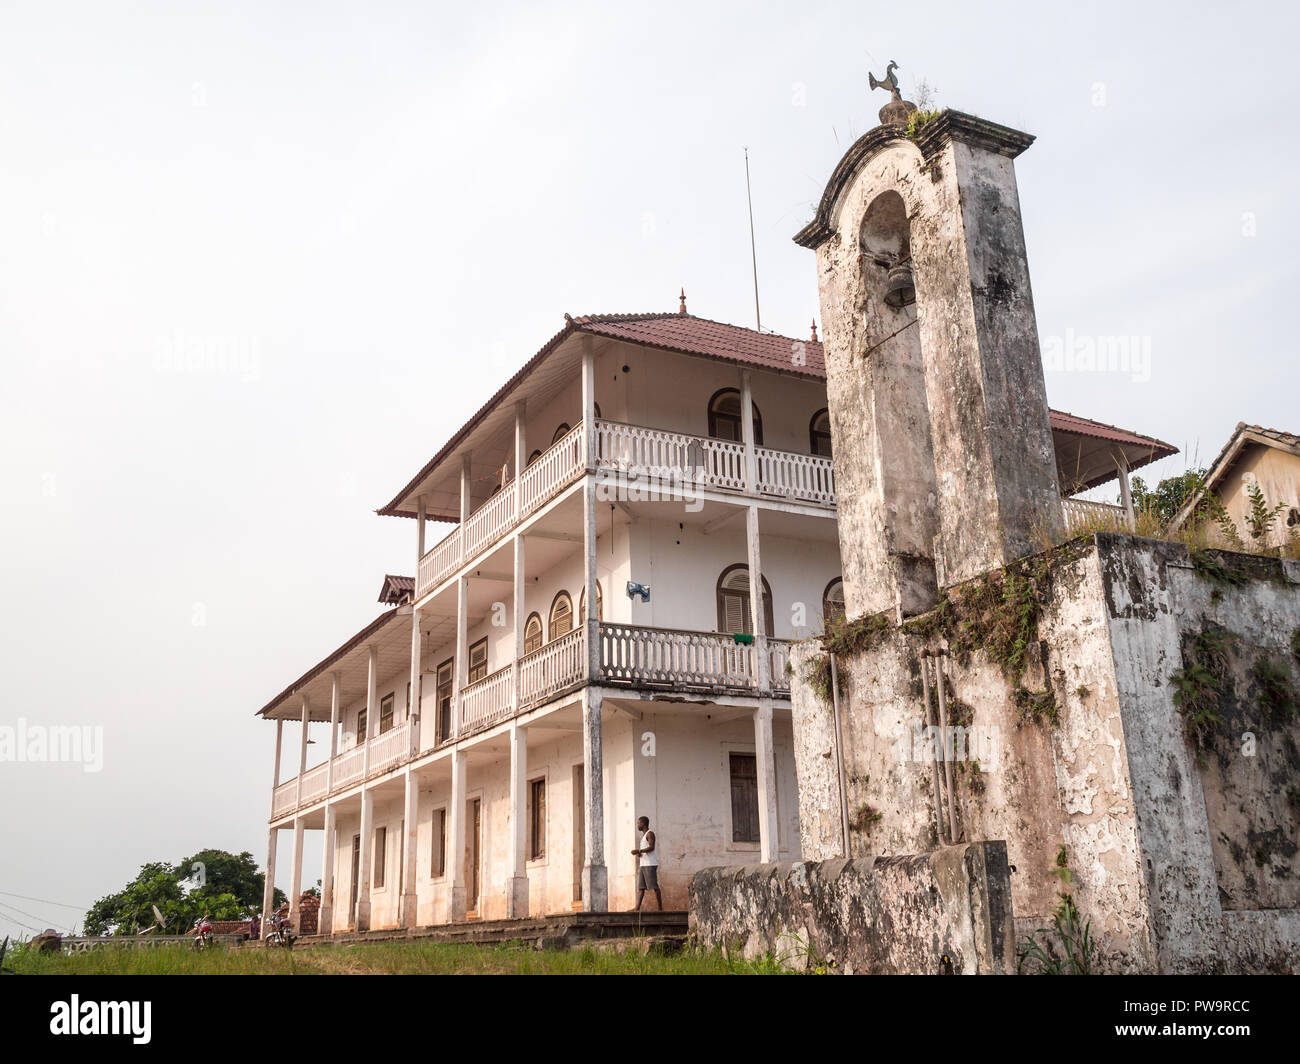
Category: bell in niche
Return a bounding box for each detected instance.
[883,261,915,309]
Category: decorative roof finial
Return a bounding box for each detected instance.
[868,59,917,127]
[810,319,819,343]
[679,288,688,316]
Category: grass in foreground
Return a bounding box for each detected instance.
[6,939,792,976]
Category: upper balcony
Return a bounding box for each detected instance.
[414,418,836,598]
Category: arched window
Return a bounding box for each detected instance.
[716,564,774,636]
[551,423,571,445]
[578,581,603,622]
[810,409,833,457]
[523,613,543,655]
[822,578,846,627]
[526,449,542,467]
[707,389,763,445]
[548,591,574,640]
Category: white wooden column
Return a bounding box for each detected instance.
[269,718,283,818]
[513,399,527,710]
[453,576,468,739]
[400,768,419,928]
[746,506,771,692]
[356,788,374,931]
[416,494,427,562]
[260,826,277,939]
[580,687,608,911]
[582,342,600,683]
[513,533,525,707]
[753,701,780,862]
[409,606,423,756]
[459,454,472,523]
[513,399,527,510]
[740,369,758,492]
[295,695,310,807]
[362,646,377,777]
[448,747,467,921]
[289,816,305,930]
[507,720,529,917]
[326,671,340,793]
[318,803,336,936]
[1115,452,1136,530]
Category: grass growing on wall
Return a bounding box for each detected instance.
[6,939,795,976]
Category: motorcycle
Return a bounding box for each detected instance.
[190,915,214,951]
[265,912,294,949]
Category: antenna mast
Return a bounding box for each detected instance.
[744,147,762,332]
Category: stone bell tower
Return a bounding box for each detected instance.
[796,66,1061,618]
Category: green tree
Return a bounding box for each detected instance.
[1130,467,1206,527]
[82,850,284,935]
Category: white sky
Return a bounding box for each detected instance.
[2,0,1296,939]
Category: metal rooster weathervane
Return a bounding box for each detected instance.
[868,59,917,127]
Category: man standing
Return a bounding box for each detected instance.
[631,815,661,911]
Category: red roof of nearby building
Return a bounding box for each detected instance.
[1046,410,1176,456]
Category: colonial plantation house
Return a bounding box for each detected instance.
[256,307,1175,935]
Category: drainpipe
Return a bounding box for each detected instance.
[829,653,851,859]
[920,652,948,845]
[933,653,959,844]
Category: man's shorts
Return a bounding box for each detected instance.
[637,865,659,890]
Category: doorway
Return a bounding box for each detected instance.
[571,764,585,904]
[465,797,481,915]
[349,834,360,927]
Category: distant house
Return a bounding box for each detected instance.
[1170,423,1300,548]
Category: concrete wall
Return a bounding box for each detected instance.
[789,533,1300,973]
[690,842,1015,974]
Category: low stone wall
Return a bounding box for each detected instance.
[689,842,1015,974]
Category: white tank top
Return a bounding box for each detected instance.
[640,830,658,867]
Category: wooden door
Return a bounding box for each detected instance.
[465,798,481,912]
[572,764,585,903]
[349,834,360,925]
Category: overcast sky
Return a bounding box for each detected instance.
[1,0,1296,939]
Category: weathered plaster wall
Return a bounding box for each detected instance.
[689,842,1015,974]
[789,534,1300,973]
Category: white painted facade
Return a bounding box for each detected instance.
[258,319,841,932]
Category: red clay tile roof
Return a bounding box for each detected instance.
[378,311,1172,518]
[1046,409,1176,457]
[378,574,415,604]
[572,312,825,379]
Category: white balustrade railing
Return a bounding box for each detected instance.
[459,665,516,735]
[415,419,839,598]
[1062,496,1132,533]
[599,623,759,691]
[332,746,365,790]
[366,721,410,777]
[594,420,749,494]
[463,487,516,560]
[521,423,586,517]
[769,639,794,692]
[519,626,587,707]
[299,762,329,805]
[417,528,462,596]
[271,779,297,819]
[757,448,836,505]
